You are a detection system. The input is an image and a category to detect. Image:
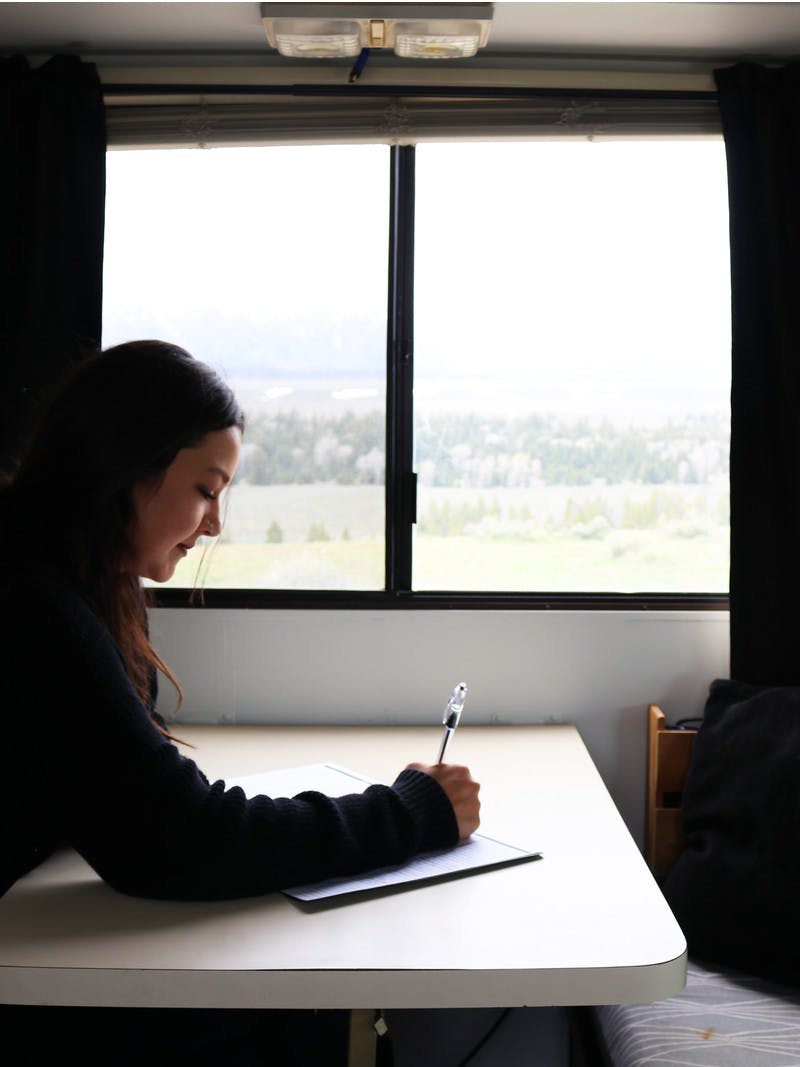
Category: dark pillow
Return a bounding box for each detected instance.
[662,678,800,985]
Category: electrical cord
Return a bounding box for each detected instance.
[456,1008,513,1067]
[374,1007,514,1067]
[348,48,371,83]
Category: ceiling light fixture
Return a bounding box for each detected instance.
[261,3,494,60]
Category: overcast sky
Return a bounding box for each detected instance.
[103,138,730,415]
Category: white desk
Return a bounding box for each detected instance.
[0,725,685,1014]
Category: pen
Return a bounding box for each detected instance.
[436,682,468,763]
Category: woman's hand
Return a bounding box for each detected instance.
[406,762,481,840]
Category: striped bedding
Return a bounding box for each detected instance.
[595,960,800,1066]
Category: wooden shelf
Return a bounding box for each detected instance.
[645,704,697,880]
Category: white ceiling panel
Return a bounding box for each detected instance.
[0,2,798,62]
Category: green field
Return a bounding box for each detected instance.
[223,483,384,543]
[164,483,729,593]
[169,529,728,593]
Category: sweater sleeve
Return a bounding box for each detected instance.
[1,580,458,900]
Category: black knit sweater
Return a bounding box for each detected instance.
[0,575,458,900]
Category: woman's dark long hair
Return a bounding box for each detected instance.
[0,340,245,717]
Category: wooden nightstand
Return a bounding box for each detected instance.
[645,704,698,880]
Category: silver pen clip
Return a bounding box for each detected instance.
[437,682,468,763]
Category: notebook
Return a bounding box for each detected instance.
[228,762,541,902]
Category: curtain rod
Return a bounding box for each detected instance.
[102,83,717,101]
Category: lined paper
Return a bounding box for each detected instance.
[228,763,541,902]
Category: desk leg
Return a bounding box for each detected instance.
[348,1009,377,1067]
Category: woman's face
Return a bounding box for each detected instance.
[126,426,242,582]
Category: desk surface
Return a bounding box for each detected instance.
[0,724,686,1010]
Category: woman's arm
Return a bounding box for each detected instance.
[3,578,464,900]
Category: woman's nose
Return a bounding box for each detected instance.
[202,502,221,538]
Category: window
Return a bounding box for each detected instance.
[412,140,730,593]
[103,119,730,600]
[104,145,389,591]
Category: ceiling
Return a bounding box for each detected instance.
[1,2,799,67]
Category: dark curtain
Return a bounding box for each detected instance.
[0,54,105,477]
[714,62,800,685]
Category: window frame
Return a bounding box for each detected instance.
[104,81,729,612]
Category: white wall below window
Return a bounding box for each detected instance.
[150,608,728,847]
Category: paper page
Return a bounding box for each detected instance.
[228,763,541,903]
[283,833,540,902]
[229,763,373,801]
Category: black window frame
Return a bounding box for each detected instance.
[104,82,729,613]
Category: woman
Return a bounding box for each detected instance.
[0,340,480,903]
